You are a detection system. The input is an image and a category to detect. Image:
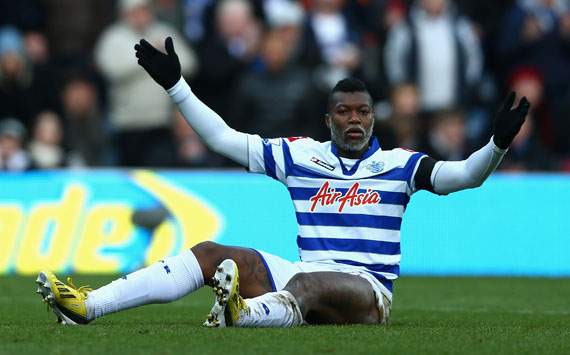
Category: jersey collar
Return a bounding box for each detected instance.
[330,137,381,176]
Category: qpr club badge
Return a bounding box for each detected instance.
[366,161,384,173]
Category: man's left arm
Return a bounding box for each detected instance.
[415,92,531,195]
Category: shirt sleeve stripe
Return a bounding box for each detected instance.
[263,142,277,180]
[405,152,426,189]
[281,140,293,177]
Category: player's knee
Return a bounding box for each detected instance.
[190,241,225,281]
[286,273,313,290]
[284,273,318,315]
[191,241,220,257]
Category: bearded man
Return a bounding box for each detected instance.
[36,37,529,327]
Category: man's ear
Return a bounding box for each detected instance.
[324,114,331,129]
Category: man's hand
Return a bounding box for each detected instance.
[134,37,181,90]
[493,92,531,149]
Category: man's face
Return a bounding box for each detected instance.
[421,0,446,16]
[326,91,374,158]
[262,32,290,73]
[0,135,21,158]
[124,5,152,33]
[0,53,24,81]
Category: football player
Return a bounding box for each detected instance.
[36,37,529,327]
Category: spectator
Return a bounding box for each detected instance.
[377,83,421,150]
[0,117,29,171]
[498,66,557,171]
[231,29,318,139]
[182,0,216,45]
[508,66,556,148]
[24,31,50,66]
[192,0,262,126]
[0,26,58,130]
[384,0,483,112]
[61,77,108,167]
[422,108,468,161]
[264,0,305,52]
[301,0,362,90]
[182,0,265,46]
[41,0,114,69]
[23,31,60,111]
[497,0,570,105]
[170,110,221,167]
[497,0,570,162]
[499,111,557,171]
[28,111,69,169]
[95,0,197,167]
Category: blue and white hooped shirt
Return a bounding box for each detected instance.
[248,135,427,298]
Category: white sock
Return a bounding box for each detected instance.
[236,291,304,327]
[85,249,204,320]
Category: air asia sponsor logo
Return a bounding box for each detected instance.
[310,157,335,171]
[309,181,380,212]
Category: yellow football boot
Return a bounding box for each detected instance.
[36,271,92,325]
[203,259,249,327]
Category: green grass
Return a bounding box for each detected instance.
[1,276,569,354]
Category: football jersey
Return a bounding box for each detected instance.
[248,135,426,297]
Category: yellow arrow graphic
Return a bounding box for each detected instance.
[132,171,222,265]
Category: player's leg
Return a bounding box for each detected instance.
[283,272,383,324]
[36,241,272,325]
[204,260,386,327]
[237,272,383,327]
[191,241,273,297]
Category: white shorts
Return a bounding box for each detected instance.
[254,249,392,323]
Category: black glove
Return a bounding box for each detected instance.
[492,92,531,149]
[134,37,181,90]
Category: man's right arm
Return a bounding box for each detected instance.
[135,37,249,167]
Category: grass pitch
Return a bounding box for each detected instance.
[1,275,569,355]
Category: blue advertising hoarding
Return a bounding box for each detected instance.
[0,170,568,276]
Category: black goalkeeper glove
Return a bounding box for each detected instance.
[134,37,181,90]
[492,91,531,150]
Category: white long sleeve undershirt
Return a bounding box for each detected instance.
[430,138,507,194]
[167,77,507,194]
[167,77,250,167]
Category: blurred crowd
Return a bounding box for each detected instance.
[0,0,569,172]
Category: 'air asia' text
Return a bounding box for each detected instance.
[309,182,380,212]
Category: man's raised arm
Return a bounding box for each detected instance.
[134,37,249,167]
[415,92,531,195]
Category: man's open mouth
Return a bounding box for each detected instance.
[345,127,365,140]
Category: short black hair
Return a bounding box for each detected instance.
[327,78,372,111]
